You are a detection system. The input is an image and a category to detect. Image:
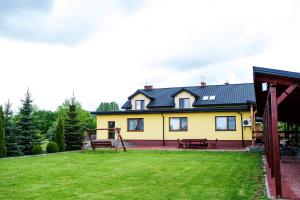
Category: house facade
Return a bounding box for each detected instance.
[92,83,256,147]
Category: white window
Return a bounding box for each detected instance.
[179,98,190,109]
[202,96,209,100]
[170,117,188,131]
[135,100,145,110]
[202,96,216,101]
[209,96,216,100]
[216,116,236,131]
[128,118,144,131]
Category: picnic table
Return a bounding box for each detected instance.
[181,139,208,149]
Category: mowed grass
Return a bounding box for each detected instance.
[0,150,267,200]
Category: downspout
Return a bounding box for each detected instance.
[237,112,245,147]
[161,113,165,146]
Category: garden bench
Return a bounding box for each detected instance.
[181,139,208,149]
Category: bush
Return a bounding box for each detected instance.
[46,142,59,153]
[32,145,43,155]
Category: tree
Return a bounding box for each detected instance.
[56,99,96,133]
[0,106,6,157]
[17,89,40,155]
[34,110,57,136]
[64,95,83,150]
[96,102,119,112]
[4,101,22,156]
[55,117,65,152]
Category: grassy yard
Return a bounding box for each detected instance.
[0,150,267,200]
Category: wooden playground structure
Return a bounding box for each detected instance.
[84,128,126,151]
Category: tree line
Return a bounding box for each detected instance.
[0,89,119,157]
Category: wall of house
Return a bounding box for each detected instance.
[96,111,252,144]
[174,91,195,108]
[130,94,151,110]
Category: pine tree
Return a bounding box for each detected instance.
[64,95,82,150]
[55,117,65,152]
[17,89,40,155]
[4,101,22,156]
[0,106,7,157]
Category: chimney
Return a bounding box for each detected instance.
[144,85,153,90]
[225,80,229,85]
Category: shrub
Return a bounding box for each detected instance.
[32,145,43,155]
[46,142,59,153]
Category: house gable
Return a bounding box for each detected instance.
[173,91,196,109]
[130,93,151,110]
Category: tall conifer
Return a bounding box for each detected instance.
[18,89,40,155]
[0,106,6,157]
[55,117,65,152]
[4,101,22,156]
[64,95,82,150]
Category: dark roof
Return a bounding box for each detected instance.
[92,105,250,115]
[253,66,300,80]
[253,66,300,123]
[121,83,256,109]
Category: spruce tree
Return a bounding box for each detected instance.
[17,89,40,155]
[55,117,65,152]
[4,101,22,156]
[64,95,82,150]
[0,106,7,157]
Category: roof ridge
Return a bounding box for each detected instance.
[139,82,254,91]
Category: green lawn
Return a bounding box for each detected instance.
[0,150,267,200]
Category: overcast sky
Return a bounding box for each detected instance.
[1,0,300,112]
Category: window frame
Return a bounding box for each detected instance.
[127,118,144,132]
[169,117,188,131]
[179,98,190,109]
[135,100,145,110]
[215,116,236,131]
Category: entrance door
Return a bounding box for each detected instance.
[108,121,115,139]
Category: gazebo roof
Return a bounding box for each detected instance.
[253,66,300,123]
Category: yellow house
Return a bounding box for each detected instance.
[92,83,256,148]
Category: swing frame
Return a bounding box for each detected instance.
[85,128,127,151]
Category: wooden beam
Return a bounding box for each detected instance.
[270,84,282,197]
[277,84,298,105]
[255,76,300,86]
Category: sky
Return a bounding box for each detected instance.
[1,0,300,112]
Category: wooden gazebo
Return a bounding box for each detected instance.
[253,66,300,197]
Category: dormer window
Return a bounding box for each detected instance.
[179,98,190,109]
[135,100,145,110]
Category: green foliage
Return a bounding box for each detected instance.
[55,117,65,152]
[64,96,83,150]
[45,121,58,141]
[32,145,43,155]
[33,110,57,135]
[0,106,7,157]
[4,101,22,157]
[17,89,40,155]
[46,142,59,153]
[96,102,119,112]
[56,99,96,133]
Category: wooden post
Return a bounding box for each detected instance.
[250,105,255,146]
[270,84,282,197]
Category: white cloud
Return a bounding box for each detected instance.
[0,0,300,111]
